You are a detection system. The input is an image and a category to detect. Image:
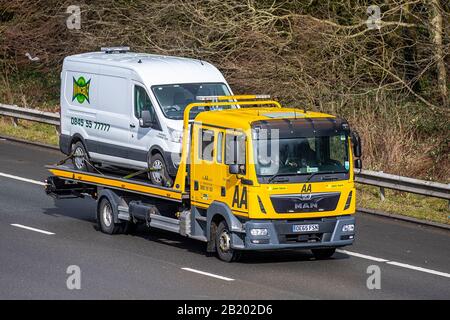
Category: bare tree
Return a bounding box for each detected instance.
[428,0,448,107]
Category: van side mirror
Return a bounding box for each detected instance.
[228,164,239,174]
[139,110,153,128]
[351,131,362,158]
[354,158,362,169]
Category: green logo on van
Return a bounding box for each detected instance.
[72,76,91,104]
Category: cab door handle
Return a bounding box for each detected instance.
[130,124,136,128]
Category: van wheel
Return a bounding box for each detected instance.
[148,153,172,187]
[215,221,241,262]
[311,248,336,259]
[98,197,122,235]
[71,141,90,172]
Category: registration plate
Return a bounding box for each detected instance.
[293,224,319,233]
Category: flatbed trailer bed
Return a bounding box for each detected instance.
[46,165,187,202]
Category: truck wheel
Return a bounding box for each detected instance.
[148,153,172,187]
[311,248,336,259]
[215,221,240,262]
[71,141,90,172]
[98,197,121,234]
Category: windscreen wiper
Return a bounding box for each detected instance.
[267,172,295,183]
[304,170,348,183]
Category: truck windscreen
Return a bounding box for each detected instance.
[152,83,231,120]
[252,118,350,183]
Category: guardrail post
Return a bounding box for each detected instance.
[379,187,386,201]
[11,117,19,127]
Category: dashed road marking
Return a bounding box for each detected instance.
[0,172,45,186]
[11,224,55,235]
[386,261,450,278]
[338,249,450,279]
[182,267,234,281]
[337,249,388,262]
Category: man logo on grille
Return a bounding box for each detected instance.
[298,194,312,201]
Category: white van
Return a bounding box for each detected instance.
[59,47,233,186]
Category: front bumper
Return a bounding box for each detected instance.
[232,215,355,250]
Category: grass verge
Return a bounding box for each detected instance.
[357,185,449,225]
[0,117,58,146]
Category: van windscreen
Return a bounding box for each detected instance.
[152,83,231,120]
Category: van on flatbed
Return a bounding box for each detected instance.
[46,95,362,262]
[59,47,232,186]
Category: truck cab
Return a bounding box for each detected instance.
[174,96,362,261]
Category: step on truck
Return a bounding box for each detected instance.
[45,95,362,262]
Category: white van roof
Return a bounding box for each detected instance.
[64,51,227,86]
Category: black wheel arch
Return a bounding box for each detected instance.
[206,201,246,251]
[70,134,89,154]
[96,189,123,225]
[147,145,177,176]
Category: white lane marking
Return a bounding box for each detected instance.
[338,249,450,279]
[11,224,54,235]
[182,267,234,281]
[336,249,388,262]
[387,261,450,278]
[0,172,45,186]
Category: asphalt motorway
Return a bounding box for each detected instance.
[0,139,449,299]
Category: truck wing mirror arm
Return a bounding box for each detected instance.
[228,164,239,174]
[351,131,362,158]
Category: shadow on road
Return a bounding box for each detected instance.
[43,198,350,264]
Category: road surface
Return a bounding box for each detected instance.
[0,139,449,299]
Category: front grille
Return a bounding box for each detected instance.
[281,233,323,243]
[270,192,340,213]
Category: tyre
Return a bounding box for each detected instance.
[148,153,172,187]
[215,221,241,262]
[71,141,90,172]
[98,197,122,235]
[311,248,336,259]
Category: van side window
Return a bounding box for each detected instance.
[199,129,215,161]
[225,133,246,165]
[134,85,155,119]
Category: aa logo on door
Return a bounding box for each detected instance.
[72,76,91,104]
[232,186,247,209]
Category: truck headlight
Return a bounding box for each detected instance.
[168,127,182,143]
[250,228,268,236]
[342,224,355,232]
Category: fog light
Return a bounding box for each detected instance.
[342,224,355,232]
[250,228,268,236]
[251,239,269,244]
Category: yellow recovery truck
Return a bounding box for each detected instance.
[45,95,362,262]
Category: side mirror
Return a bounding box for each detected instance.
[351,131,362,158]
[228,164,239,174]
[139,110,153,128]
[354,158,362,169]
